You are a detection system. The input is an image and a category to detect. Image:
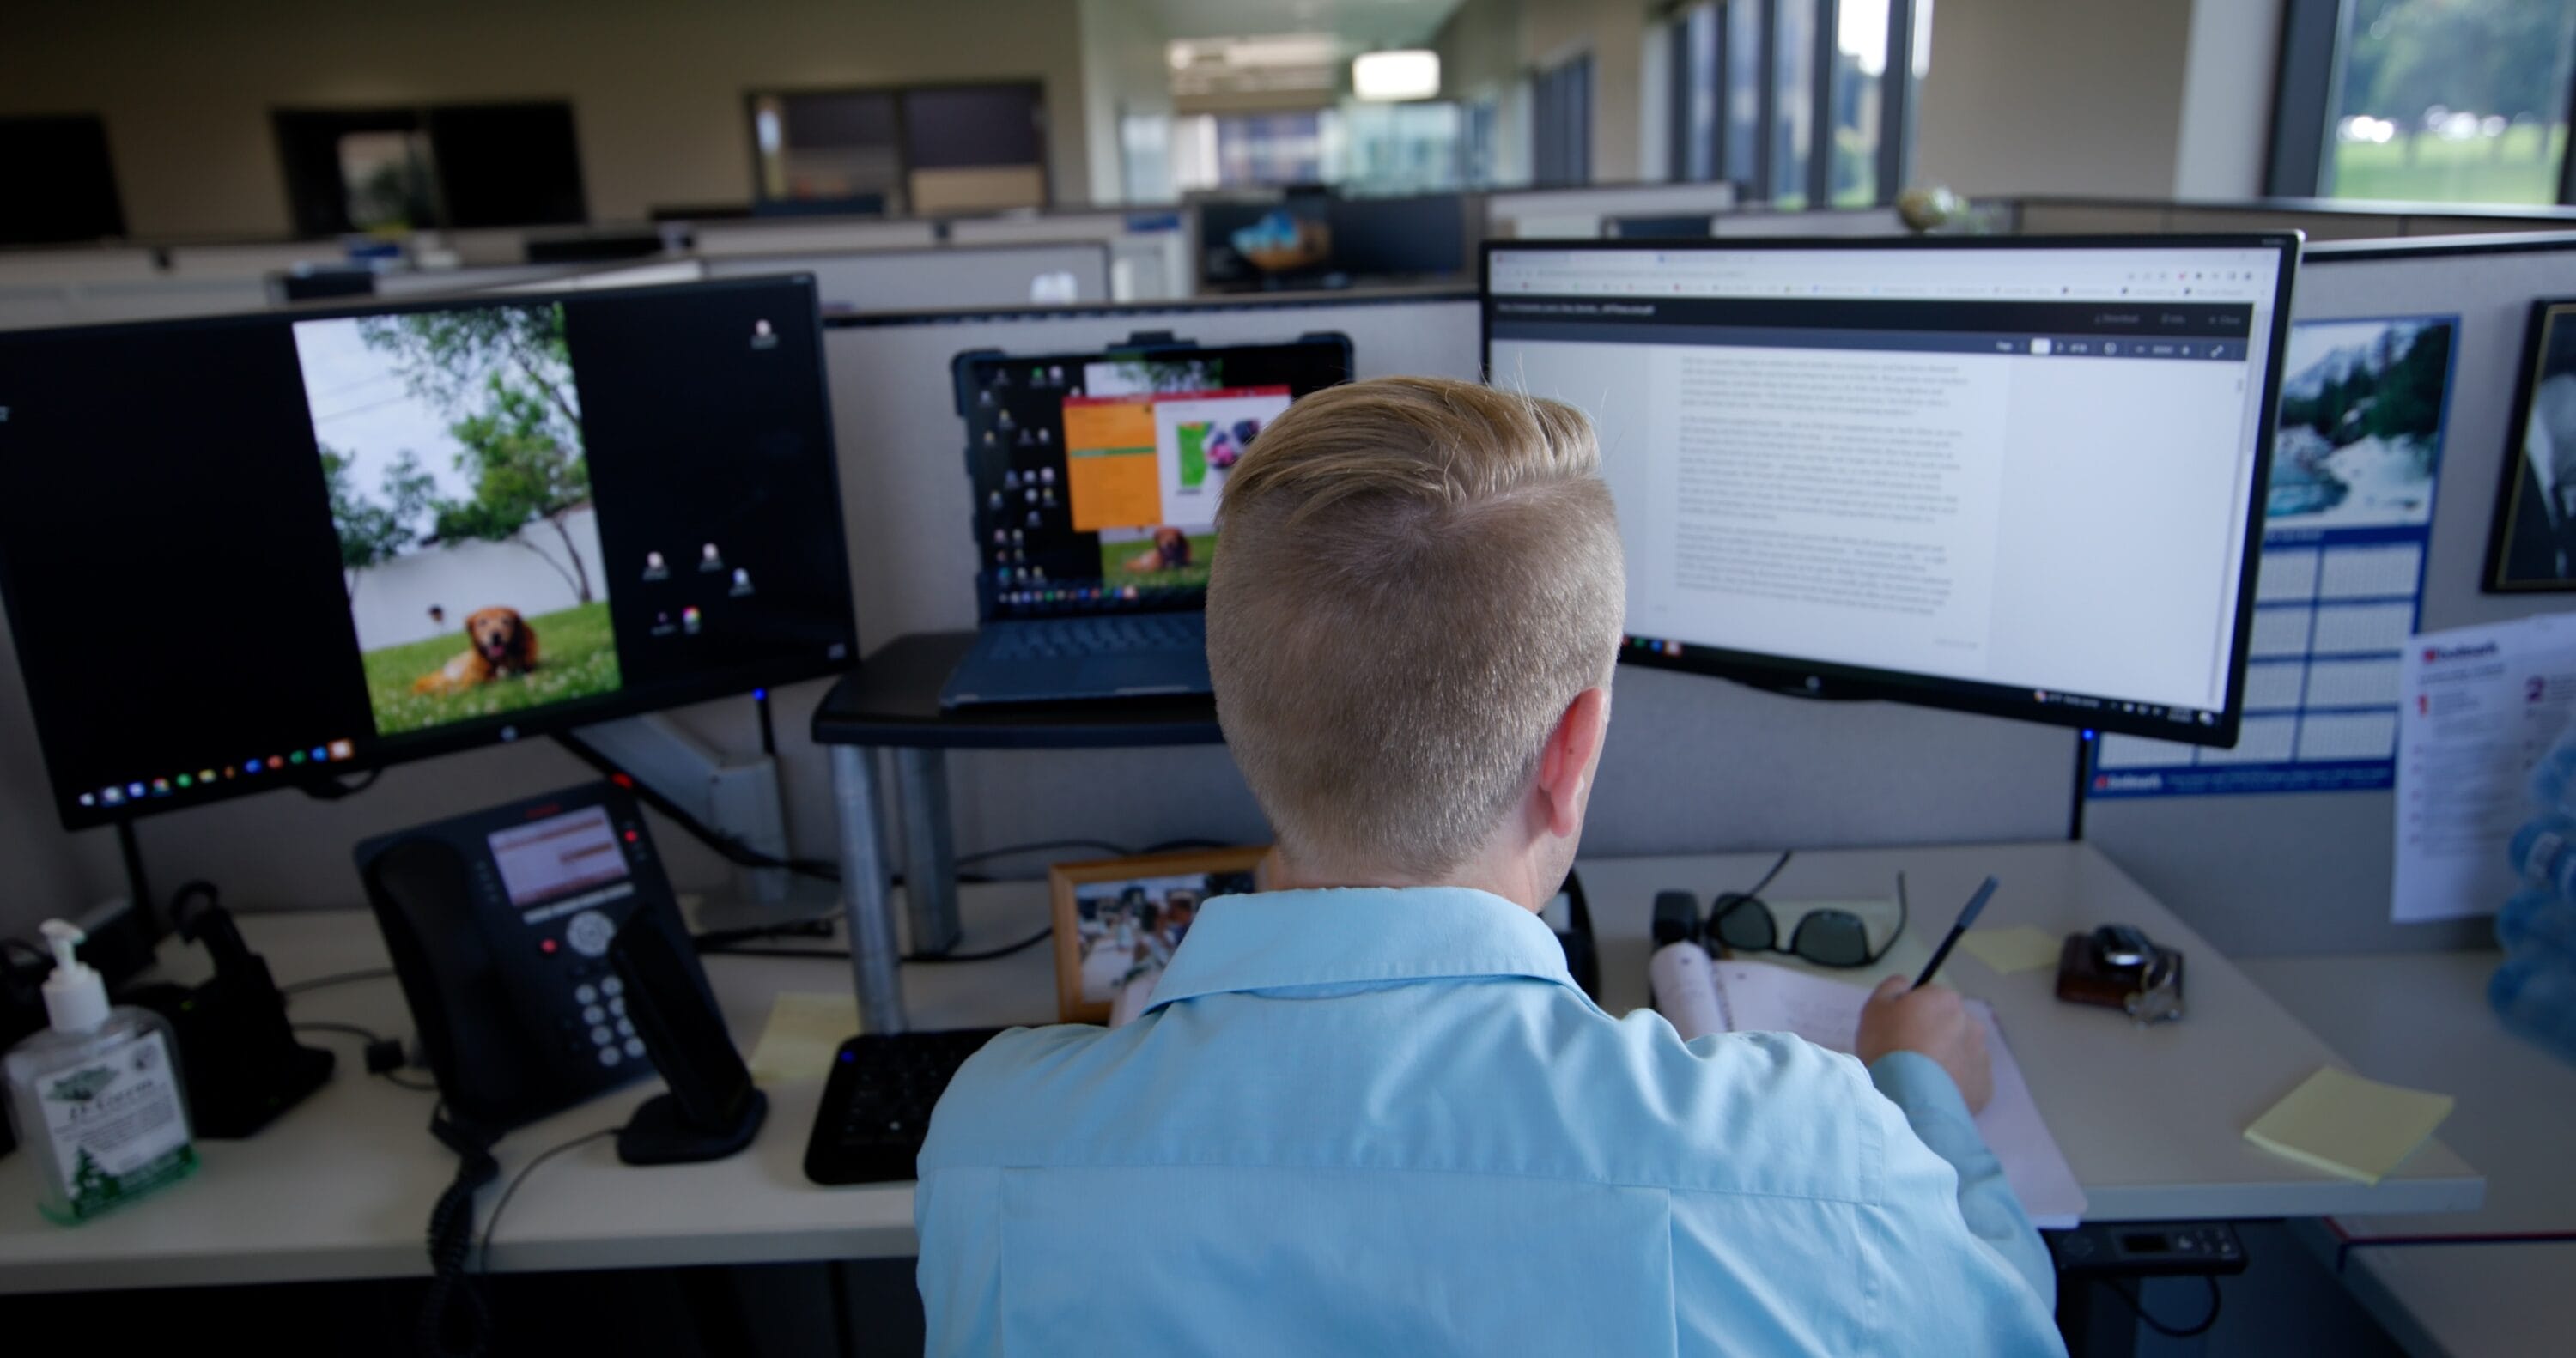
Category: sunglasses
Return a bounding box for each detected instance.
[1707,852,1910,968]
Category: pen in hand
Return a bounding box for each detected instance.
[1911,876,2000,990]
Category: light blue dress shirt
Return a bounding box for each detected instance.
[917,886,2064,1355]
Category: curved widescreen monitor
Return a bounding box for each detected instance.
[0,275,858,829]
[1483,234,2299,747]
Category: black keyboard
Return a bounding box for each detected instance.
[803,1028,1008,1185]
[984,613,1200,661]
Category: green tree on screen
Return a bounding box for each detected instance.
[356,304,595,602]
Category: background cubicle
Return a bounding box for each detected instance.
[702,240,1112,312]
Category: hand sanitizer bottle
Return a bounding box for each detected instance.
[3,920,198,1222]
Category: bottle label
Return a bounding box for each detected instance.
[36,1030,195,1220]
[2533,831,2568,884]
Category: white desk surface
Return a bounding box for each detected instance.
[2244,949,2576,1358]
[0,841,2482,1295]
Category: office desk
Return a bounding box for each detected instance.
[0,843,2481,1296]
[2245,949,2576,1357]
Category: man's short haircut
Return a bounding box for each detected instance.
[1207,375,1624,877]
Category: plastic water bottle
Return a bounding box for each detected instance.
[2489,953,2576,1067]
[2498,890,2576,965]
[2507,816,2576,895]
[2530,731,2576,816]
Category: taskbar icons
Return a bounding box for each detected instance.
[83,738,357,811]
[1626,635,1686,658]
[1002,585,1144,608]
[2032,690,2215,727]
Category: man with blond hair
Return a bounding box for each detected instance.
[916,377,2063,1355]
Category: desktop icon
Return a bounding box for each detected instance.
[701,543,722,570]
[644,550,668,579]
[683,606,702,635]
[750,318,778,351]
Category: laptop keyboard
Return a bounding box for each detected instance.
[804,1028,1009,1185]
[984,614,1201,661]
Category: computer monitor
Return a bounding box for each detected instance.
[0,275,859,830]
[1483,235,2299,747]
[1329,193,1470,279]
[952,336,1353,621]
[1198,195,1471,290]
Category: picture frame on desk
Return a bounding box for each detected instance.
[1048,846,1271,1023]
[2484,298,2576,591]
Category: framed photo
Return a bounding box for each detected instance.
[2485,299,2576,591]
[1048,846,1270,1023]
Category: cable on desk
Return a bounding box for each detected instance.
[553,729,842,882]
[281,966,396,997]
[477,1125,620,1273]
[2105,1275,2222,1339]
[702,922,1055,965]
[292,1020,440,1091]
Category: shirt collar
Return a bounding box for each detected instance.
[1143,886,1583,1013]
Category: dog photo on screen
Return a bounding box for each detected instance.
[294,301,623,736]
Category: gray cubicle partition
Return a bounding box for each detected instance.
[2011,196,2576,242]
[2084,233,2576,955]
[822,290,2077,864]
[704,241,1112,313]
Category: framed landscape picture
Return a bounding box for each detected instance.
[1048,846,1270,1023]
[2486,299,2576,591]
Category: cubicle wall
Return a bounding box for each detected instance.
[822,290,2076,867]
[690,218,941,257]
[945,211,1191,302]
[2013,197,2576,242]
[1487,183,1740,240]
[2084,233,2576,955]
[704,241,1111,312]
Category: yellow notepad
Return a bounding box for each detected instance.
[1957,926,2063,975]
[2244,1067,2455,1185]
[749,992,860,1084]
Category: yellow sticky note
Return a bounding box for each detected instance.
[1956,926,2063,975]
[749,992,860,1084]
[2245,1067,2455,1185]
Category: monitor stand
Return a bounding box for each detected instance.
[563,712,838,935]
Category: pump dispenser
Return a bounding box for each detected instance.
[4,919,197,1222]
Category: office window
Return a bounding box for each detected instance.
[275,103,583,237]
[1832,0,1887,205]
[0,114,127,244]
[1534,52,1595,187]
[2275,0,2576,205]
[749,82,1048,216]
[1668,0,1927,207]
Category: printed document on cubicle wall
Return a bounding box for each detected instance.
[2394,613,2576,922]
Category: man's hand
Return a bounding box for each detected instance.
[1856,976,1993,1113]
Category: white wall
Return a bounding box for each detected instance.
[349,507,608,652]
[0,0,1095,238]
[1077,0,1177,207]
[1915,0,2280,201]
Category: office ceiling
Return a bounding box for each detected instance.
[1149,0,1469,49]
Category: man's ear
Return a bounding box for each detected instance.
[1536,686,1612,839]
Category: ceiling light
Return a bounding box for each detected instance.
[1352,49,1440,102]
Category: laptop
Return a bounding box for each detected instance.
[939,334,1353,708]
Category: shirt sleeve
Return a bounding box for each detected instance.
[1868,1051,2057,1313]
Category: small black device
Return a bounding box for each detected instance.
[1651,889,1703,945]
[119,882,336,1138]
[354,780,718,1134]
[2049,1221,2247,1278]
[607,912,765,1164]
[805,1028,1008,1185]
[939,333,1353,707]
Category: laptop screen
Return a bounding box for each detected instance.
[956,336,1352,620]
